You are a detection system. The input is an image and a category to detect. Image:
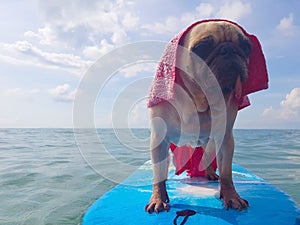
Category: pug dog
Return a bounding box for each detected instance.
[145,21,252,213]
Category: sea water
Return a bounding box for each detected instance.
[0,129,299,225]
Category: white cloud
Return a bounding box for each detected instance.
[143,1,252,36]
[0,41,92,75]
[24,25,59,46]
[263,88,300,122]
[267,13,300,58]
[141,2,217,35]
[2,0,254,74]
[48,84,76,103]
[121,62,156,78]
[0,53,46,68]
[111,29,128,45]
[24,43,87,68]
[276,13,299,37]
[195,3,215,18]
[280,88,300,109]
[128,98,149,128]
[0,0,143,77]
[122,12,139,29]
[82,39,115,59]
[142,17,177,36]
[35,1,139,48]
[216,1,251,21]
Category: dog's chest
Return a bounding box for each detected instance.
[174,132,209,148]
[171,111,211,147]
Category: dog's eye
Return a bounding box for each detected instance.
[191,35,215,59]
[238,35,252,57]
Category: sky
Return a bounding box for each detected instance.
[0,0,300,129]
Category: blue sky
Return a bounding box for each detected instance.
[0,0,300,129]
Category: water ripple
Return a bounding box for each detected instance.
[0,129,299,224]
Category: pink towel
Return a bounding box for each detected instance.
[147,20,269,177]
[170,143,218,177]
[147,19,269,110]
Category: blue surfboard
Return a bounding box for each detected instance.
[83,161,300,225]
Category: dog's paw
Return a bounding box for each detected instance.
[145,189,170,214]
[145,198,169,214]
[205,166,219,181]
[220,187,249,210]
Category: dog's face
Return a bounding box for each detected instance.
[187,21,252,95]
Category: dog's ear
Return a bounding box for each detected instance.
[238,34,252,58]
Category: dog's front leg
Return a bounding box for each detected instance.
[203,139,219,180]
[145,119,170,213]
[218,131,249,210]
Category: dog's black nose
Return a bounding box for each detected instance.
[219,44,237,57]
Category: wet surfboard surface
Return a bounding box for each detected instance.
[82,161,300,225]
